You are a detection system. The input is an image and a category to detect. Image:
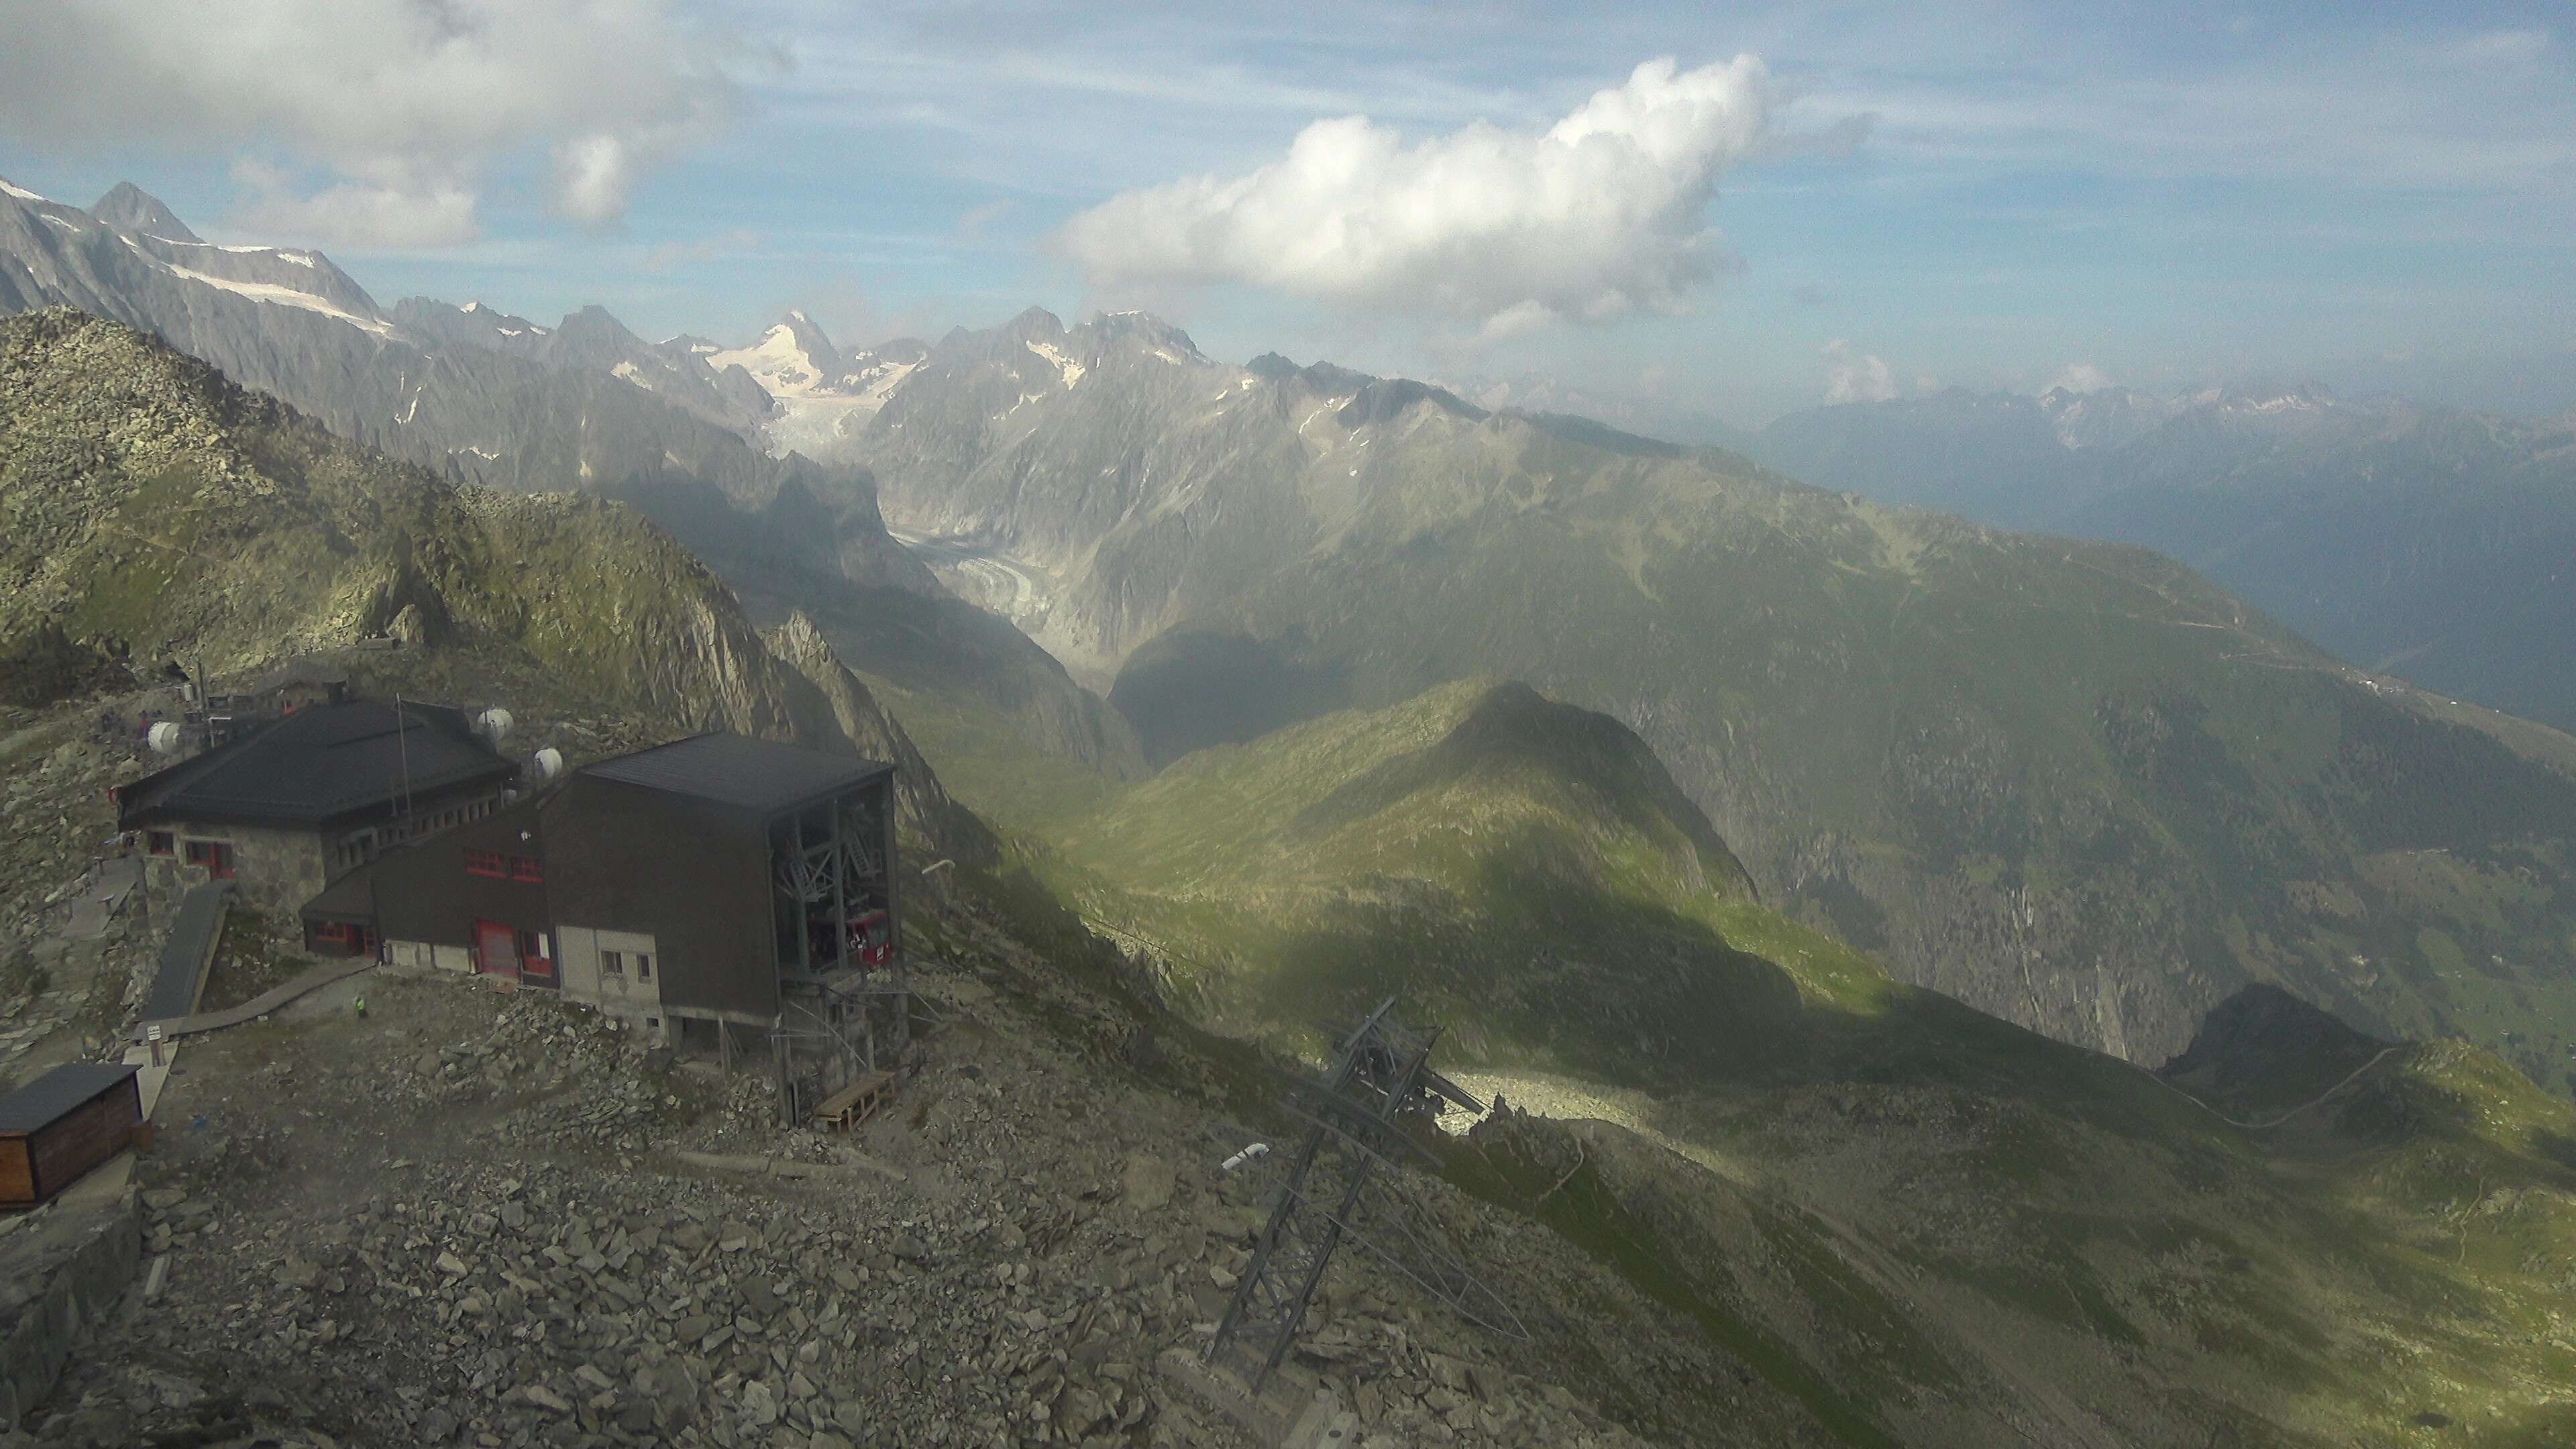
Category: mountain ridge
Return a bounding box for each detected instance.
[839,305,2576,1086]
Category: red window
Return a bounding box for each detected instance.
[184,840,235,879]
[464,849,506,879]
[146,831,175,857]
[510,855,543,883]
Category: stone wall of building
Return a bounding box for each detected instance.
[149,822,326,918]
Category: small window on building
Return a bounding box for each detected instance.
[464,849,506,879]
[601,950,624,977]
[510,854,543,883]
[147,830,175,857]
[519,928,547,961]
[635,954,652,981]
[184,840,235,879]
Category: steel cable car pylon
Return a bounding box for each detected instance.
[1203,998,1526,1393]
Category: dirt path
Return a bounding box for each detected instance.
[2138,1046,2402,1130]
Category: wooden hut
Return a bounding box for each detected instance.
[0,1063,143,1208]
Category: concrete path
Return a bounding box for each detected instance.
[138,882,227,1024]
[119,1038,175,1120]
[52,857,141,942]
[125,957,377,1042]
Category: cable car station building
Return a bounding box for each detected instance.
[302,731,908,1120]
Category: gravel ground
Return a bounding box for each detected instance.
[6,924,1724,1449]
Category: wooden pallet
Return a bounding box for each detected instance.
[811,1071,896,1131]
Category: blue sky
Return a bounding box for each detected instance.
[3,0,2571,425]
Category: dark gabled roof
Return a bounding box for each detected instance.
[579,733,891,816]
[118,700,515,830]
[0,1061,139,1134]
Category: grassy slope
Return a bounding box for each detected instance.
[910,673,2576,1446]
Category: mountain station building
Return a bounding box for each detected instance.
[301,731,908,1122]
[113,700,519,919]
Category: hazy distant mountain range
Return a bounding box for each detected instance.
[1752,384,2576,732]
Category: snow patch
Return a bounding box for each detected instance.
[0,179,45,203]
[611,360,651,389]
[40,214,78,231]
[152,251,393,336]
[1024,339,1085,388]
[148,237,310,265]
[710,324,828,396]
[857,358,918,408]
[462,446,499,462]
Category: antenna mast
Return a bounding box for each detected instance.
[394,692,414,817]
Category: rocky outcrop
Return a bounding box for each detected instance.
[764,611,998,863]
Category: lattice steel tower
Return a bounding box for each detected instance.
[1204,998,1525,1393]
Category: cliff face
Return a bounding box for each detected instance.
[763,610,997,862]
[0,308,989,861]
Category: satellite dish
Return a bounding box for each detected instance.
[529,747,564,782]
[475,708,514,744]
[147,721,183,753]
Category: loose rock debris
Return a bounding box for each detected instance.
[11,955,1685,1448]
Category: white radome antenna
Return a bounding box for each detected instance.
[147,721,183,753]
[475,707,515,745]
[529,747,565,782]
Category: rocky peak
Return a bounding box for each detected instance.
[91,181,200,243]
[1080,310,1201,360]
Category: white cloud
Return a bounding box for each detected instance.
[1053,56,1780,334]
[1823,339,1897,403]
[2047,362,2113,394]
[231,161,478,248]
[0,0,751,247]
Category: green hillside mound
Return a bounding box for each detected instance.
[1032,680,2078,1093]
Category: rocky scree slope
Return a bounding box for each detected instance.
[843,313,2576,1084]
[13,830,1843,1448]
[0,308,984,859]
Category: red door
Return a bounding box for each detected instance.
[474,920,521,980]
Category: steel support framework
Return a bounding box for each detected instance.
[767,790,902,1124]
[1203,999,1522,1393]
